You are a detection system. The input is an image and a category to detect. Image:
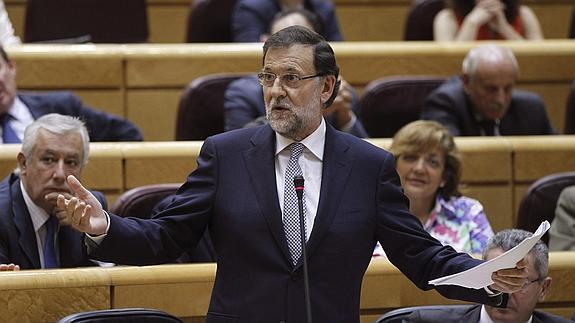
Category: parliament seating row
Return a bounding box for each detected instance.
[4,0,574,43]
[0,252,573,323]
[7,41,575,141]
[0,136,574,233]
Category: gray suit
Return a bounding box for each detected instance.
[403,304,571,322]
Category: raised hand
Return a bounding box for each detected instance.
[489,258,529,294]
[56,175,108,236]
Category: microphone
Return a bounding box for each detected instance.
[293,175,312,323]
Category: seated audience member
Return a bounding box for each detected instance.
[434,0,543,41]
[404,229,571,323]
[0,114,108,271]
[374,120,493,257]
[549,185,575,251]
[232,0,343,42]
[0,46,142,143]
[421,45,555,136]
[225,9,367,137]
[0,0,20,45]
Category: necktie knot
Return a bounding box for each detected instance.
[289,142,305,160]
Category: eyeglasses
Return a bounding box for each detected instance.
[257,72,323,88]
[518,277,545,293]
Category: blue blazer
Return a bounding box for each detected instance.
[19,92,143,142]
[91,123,504,322]
[232,0,343,42]
[0,173,108,269]
[224,75,368,137]
[421,77,556,136]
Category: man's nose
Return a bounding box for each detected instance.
[52,160,67,180]
[269,77,286,97]
[493,88,507,104]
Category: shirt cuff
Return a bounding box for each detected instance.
[86,210,110,245]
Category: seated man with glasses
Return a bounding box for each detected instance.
[403,229,570,323]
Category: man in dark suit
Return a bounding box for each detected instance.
[404,229,571,323]
[0,114,107,271]
[0,46,142,143]
[58,26,529,322]
[422,45,555,136]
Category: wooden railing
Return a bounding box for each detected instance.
[1,252,573,323]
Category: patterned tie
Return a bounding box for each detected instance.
[1,114,20,143]
[43,216,59,269]
[283,142,307,266]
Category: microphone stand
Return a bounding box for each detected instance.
[293,175,312,323]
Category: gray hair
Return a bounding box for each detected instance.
[21,114,90,165]
[482,229,549,278]
[462,45,519,80]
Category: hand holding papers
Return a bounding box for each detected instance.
[429,221,550,289]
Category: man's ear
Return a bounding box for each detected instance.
[320,75,336,105]
[538,277,552,301]
[17,152,27,173]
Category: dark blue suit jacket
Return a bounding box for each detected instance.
[0,173,108,269]
[421,77,556,136]
[19,92,143,142]
[224,75,368,137]
[232,0,343,42]
[90,123,504,322]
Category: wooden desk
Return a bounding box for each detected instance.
[1,252,574,322]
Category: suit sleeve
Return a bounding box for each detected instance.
[375,154,505,306]
[68,94,143,142]
[231,0,268,42]
[89,138,218,265]
[549,186,575,251]
[421,91,463,136]
[319,2,344,41]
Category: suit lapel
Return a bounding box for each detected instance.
[305,125,353,262]
[11,177,41,268]
[243,126,293,265]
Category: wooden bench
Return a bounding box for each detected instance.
[1,252,573,322]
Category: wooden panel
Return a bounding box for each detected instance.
[517,83,571,133]
[73,90,126,119]
[148,4,189,43]
[122,141,202,189]
[510,136,575,182]
[529,2,574,39]
[336,5,408,41]
[514,184,531,218]
[126,89,182,141]
[455,137,512,183]
[11,47,123,89]
[124,44,261,88]
[461,185,513,232]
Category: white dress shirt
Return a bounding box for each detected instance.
[274,118,326,240]
[0,1,20,46]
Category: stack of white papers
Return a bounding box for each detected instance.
[429,221,550,289]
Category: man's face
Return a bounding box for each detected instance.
[18,129,85,214]
[262,44,335,141]
[0,55,17,114]
[484,249,551,323]
[463,58,516,120]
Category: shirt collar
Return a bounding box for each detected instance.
[20,179,51,232]
[8,97,28,121]
[275,118,326,161]
[480,305,533,323]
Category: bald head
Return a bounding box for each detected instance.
[462,45,519,79]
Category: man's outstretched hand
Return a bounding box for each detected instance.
[56,175,108,236]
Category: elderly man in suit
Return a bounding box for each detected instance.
[58,26,529,323]
[422,45,555,136]
[0,46,142,143]
[0,114,107,271]
[403,229,571,323]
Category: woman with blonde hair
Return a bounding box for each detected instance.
[375,120,493,256]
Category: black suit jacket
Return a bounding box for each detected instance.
[421,77,556,136]
[19,92,143,141]
[0,173,108,269]
[404,304,572,322]
[90,123,505,322]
